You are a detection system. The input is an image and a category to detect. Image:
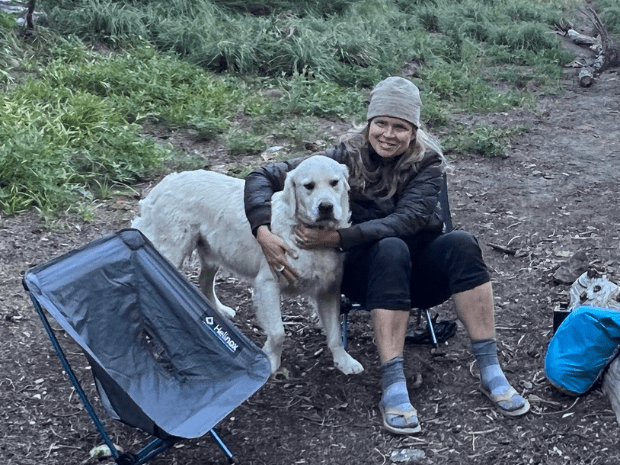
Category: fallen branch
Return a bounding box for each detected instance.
[567,28,599,47]
[574,6,620,87]
[488,243,517,255]
[585,5,620,70]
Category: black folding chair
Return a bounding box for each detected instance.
[23,229,271,465]
[340,173,455,350]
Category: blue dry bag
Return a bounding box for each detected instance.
[545,306,620,396]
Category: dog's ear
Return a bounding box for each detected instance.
[280,169,297,216]
[338,165,351,227]
[340,164,350,192]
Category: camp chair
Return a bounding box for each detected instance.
[340,173,456,351]
[23,229,271,465]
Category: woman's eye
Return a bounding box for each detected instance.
[304,182,315,191]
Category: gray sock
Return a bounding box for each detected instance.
[471,338,525,410]
[380,355,417,427]
[381,355,406,390]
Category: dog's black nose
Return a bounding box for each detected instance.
[318,202,333,216]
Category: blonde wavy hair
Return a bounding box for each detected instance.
[339,122,448,199]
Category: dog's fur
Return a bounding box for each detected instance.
[131,156,363,375]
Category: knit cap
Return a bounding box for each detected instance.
[367,77,421,128]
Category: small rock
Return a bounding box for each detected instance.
[390,448,426,463]
[553,251,589,284]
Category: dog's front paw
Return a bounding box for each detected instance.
[333,350,364,375]
[337,357,364,375]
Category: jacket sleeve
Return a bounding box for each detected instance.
[337,162,444,250]
[243,145,348,235]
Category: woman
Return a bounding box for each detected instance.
[244,76,529,434]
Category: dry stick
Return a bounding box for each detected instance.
[488,243,517,255]
[530,397,580,416]
[468,428,499,452]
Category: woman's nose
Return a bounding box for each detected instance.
[383,125,394,137]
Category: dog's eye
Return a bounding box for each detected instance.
[304,182,315,191]
[330,180,339,187]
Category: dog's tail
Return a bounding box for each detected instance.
[130,185,199,268]
[130,197,153,237]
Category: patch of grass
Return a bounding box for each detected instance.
[2,38,261,214]
[598,0,620,33]
[227,164,257,179]
[224,129,266,156]
[212,0,356,17]
[6,0,617,216]
[443,123,530,158]
[1,13,51,87]
[265,115,336,153]
[275,74,367,120]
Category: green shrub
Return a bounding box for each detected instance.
[276,74,366,120]
[224,129,266,156]
[599,5,620,33]
[443,123,529,158]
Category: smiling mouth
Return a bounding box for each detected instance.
[379,142,396,149]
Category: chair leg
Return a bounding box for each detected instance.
[422,309,439,349]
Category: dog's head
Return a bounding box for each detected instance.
[280,155,350,229]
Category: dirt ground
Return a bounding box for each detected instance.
[2,53,620,465]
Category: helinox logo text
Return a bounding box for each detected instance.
[203,316,239,353]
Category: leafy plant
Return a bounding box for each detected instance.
[443,123,530,158]
[224,129,266,156]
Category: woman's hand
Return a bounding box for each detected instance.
[294,225,341,250]
[256,225,299,284]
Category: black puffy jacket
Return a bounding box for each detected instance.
[244,143,446,251]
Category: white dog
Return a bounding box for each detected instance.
[131,156,364,375]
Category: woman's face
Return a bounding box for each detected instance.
[368,116,416,159]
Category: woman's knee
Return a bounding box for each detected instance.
[369,237,411,267]
[441,230,483,259]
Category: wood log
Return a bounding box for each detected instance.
[567,28,599,46]
[578,66,595,87]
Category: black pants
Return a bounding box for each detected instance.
[341,230,490,311]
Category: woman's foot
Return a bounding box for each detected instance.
[380,381,421,434]
[479,365,530,416]
[472,338,529,417]
[379,355,421,434]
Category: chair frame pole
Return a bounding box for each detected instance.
[28,293,121,460]
[27,292,235,464]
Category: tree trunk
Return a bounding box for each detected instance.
[26,0,36,30]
